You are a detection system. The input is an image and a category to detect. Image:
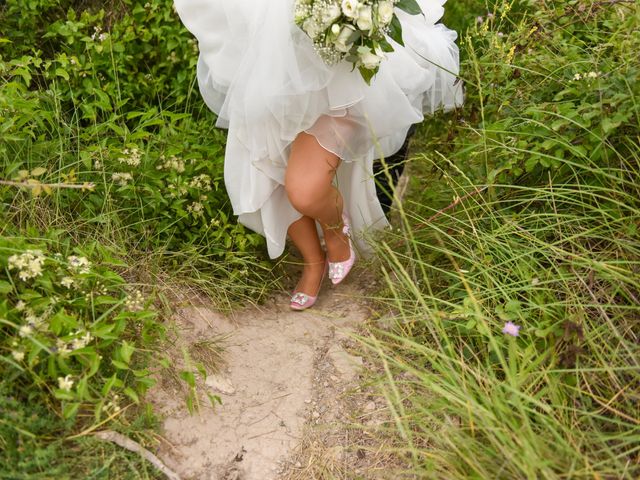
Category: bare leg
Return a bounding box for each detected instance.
[285,132,351,266]
[287,215,326,294]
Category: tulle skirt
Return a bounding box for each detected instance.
[174,0,463,258]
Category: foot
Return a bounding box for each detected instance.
[324,219,351,263]
[293,255,327,296]
[327,213,356,285]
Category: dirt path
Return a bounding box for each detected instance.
[147,264,404,480]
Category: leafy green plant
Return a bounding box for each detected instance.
[0,0,275,301]
[0,0,278,474]
[0,234,168,476]
[0,236,161,418]
[368,170,640,478]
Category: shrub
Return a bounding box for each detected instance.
[0,0,272,296]
[0,0,276,474]
[0,234,164,476]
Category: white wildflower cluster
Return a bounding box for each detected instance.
[188,38,199,54]
[58,374,74,391]
[91,26,108,42]
[93,280,108,296]
[156,154,186,173]
[102,393,122,414]
[71,330,93,350]
[117,147,142,166]
[56,338,71,355]
[56,330,93,355]
[25,310,46,330]
[124,290,145,311]
[187,201,205,216]
[166,51,179,63]
[189,174,212,191]
[67,255,91,274]
[167,182,189,198]
[15,305,47,338]
[12,350,25,362]
[294,0,418,83]
[573,71,601,81]
[8,250,46,282]
[112,172,134,186]
[19,324,34,338]
[9,339,25,362]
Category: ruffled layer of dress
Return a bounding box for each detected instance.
[174,0,463,258]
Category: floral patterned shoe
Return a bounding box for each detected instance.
[290,259,328,311]
[328,212,356,285]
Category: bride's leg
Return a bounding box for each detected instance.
[285,131,351,264]
[287,215,326,294]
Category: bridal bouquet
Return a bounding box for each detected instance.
[294,0,423,84]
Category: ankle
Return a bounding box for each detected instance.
[322,218,345,236]
[301,254,326,267]
[325,232,350,260]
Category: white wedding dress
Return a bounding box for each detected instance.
[174,0,463,258]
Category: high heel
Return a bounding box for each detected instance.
[290,258,329,311]
[328,212,355,285]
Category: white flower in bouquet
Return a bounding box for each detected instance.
[295,11,307,23]
[295,0,313,22]
[321,3,342,26]
[303,17,323,39]
[334,24,357,52]
[377,1,395,25]
[356,5,373,31]
[358,45,384,69]
[341,0,362,19]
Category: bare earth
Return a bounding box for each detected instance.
[147,263,409,480]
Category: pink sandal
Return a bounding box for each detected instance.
[328,212,356,285]
[290,258,329,311]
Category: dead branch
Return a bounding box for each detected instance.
[0,180,96,190]
[0,179,96,190]
[92,430,181,480]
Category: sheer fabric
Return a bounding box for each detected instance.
[174,0,463,258]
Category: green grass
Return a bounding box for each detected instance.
[363,1,640,478]
[366,172,639,477]
[0,380,165,479]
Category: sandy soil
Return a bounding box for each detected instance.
[146,261,409,480]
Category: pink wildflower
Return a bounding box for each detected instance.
[502,321,521,337]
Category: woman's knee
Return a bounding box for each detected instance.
[285,182,318,214]
[285,131,340,214]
